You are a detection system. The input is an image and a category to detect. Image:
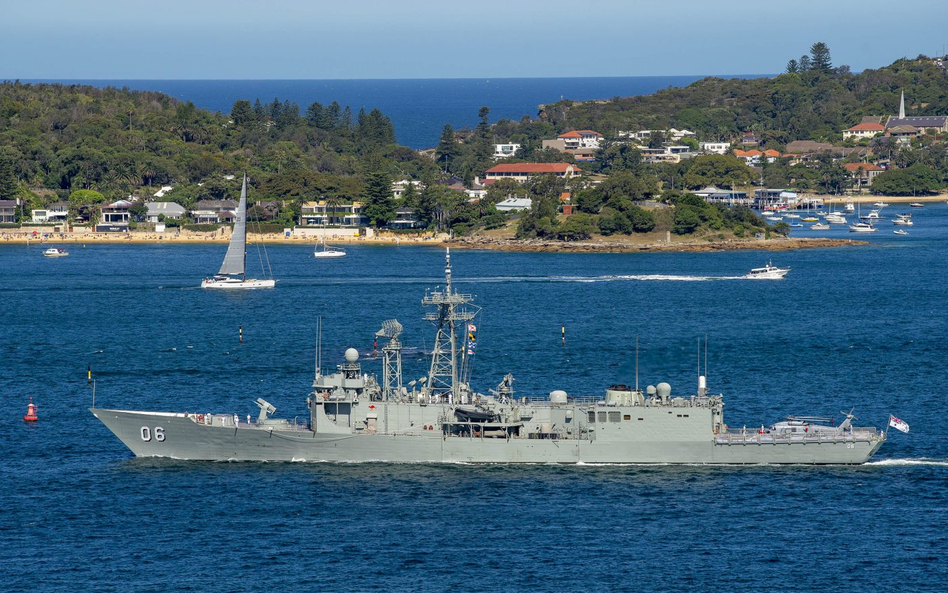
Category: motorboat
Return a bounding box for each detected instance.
[765,216,783,222]
[744,261,790,280]
[201,174,277,290]
[789,223,803,228]
[825,216,847,225]
[801,216,819,222]
[849,222,877,233]
[810,223,831,230]
[910,202,924,208]
[892,215,913,226]
[314,240,346,259]
[873,201,889,208]
[784,213,801,219]
[43,247,69,258]
[893,229,909,236]
[862,209,882,220]
[844,200,855,212]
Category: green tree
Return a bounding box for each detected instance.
[786,59,799,74]
[809,42,832,73]
[436,124,461,173]
[230,100,254,126]
[0,151,17,199]
[871,164,943,195]
[362,170,395,227]
[682,155,755,189]
[672,207,700,235]
[557,213,596,241]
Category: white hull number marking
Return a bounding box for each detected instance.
[140,427,166,442]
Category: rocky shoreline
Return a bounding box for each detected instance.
[445,236,867,253]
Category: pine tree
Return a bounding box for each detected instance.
[809,42,832,72]
[436,124,460,173]
[0,152,18,200]
[798,55,812,71]
[785,59,799,74]
[363,170,395,227]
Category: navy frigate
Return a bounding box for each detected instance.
[92,250,886,464]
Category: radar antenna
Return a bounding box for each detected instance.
[422,249,478,403]
[376,319,403,400]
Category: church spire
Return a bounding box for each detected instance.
[899,90,906,119]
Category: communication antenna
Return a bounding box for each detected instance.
[704,334,709,380]
[634,335,639,392]
[314,317,322,380]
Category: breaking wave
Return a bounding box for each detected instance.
[865,458,948,467]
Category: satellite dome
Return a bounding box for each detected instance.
[344,347,359,363]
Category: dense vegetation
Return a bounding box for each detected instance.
[0,82,485,229]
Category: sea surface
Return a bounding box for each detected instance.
[2,207,948,592]
[23,76,762,148]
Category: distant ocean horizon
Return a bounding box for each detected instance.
[22,76,768,148]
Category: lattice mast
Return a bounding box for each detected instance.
[376,319,403,400]
[422,249,476,402]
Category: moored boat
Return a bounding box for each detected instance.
[43,247,69,258]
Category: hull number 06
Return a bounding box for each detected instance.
[140,427,166,442]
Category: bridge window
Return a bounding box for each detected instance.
[597,412,607,423]
[608,412,621,423]
[588,411,596,423]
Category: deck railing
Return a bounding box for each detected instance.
[715,427,882,445]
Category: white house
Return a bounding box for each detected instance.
[493,143,521,159]
[145,201,186,223]
[842,122,885,140]
[31,201,69,222]
[555,130,602,150]
[495,198,533,212]
[484,163,582,182]
[699,142,731,155]
[392,179,424,199]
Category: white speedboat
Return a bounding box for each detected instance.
[744,261,790,280]
[810,223,831,230]
[784,213,801,219]
[893,229,909,236]
[873,201,889,208]
[910,202,924,208]
[849,222,877,233]
[892,215,913,226]
[765,216,783,222]
[314,240,346,259]
[43,247,69,258]
[201,174,276,290]
[844,200,855,212]
[826,216,847,225]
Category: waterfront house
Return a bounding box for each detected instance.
[392,179,424,199]
[843,122,885,140]
[699,142,730,155]
[145,201,186,223]
[484,163,581,182]
[493,143,521,159]
[97,200,132,232]
[844,163,885,190]
[192,199,238,224]
[387,208,424,230]
[0,199,16,223]
[299,201,369,227]
[31,201,68,223]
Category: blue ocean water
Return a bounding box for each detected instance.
[24,77,760,148]
[2,210,948,591]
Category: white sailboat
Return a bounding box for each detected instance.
[314,236,346,259]
[201,174,276,290]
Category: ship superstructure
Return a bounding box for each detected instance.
[92,250,886,464]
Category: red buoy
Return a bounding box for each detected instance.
[23,397,38,422]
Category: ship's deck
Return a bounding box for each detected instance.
[714,427,882,445]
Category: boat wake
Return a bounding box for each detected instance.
[865,458,948,467]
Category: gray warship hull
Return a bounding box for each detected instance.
[91,405,884,465]
[91,249,887,466]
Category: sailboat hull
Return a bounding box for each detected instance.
[201,277,276,289]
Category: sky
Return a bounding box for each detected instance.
[3,0,947,79]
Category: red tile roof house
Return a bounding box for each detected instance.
[843,162,885,188]
[556,130,602,150]
[484,163,582,182]
[843,122,886,140]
